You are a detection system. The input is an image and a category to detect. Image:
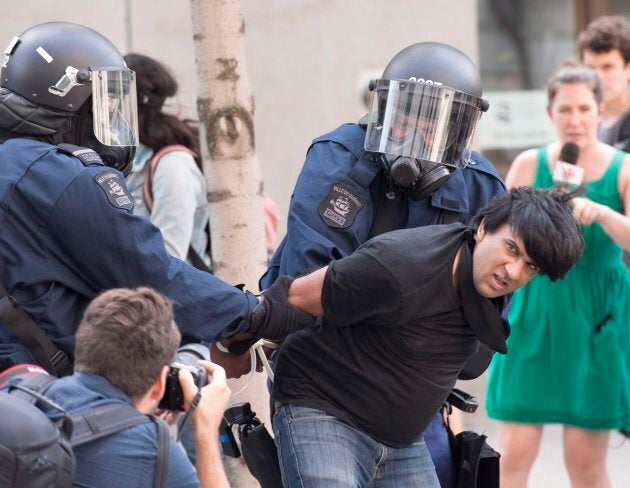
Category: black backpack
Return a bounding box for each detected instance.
[0,374,169,488]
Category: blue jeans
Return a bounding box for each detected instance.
[273,404,440,487]
[424,411,455,488]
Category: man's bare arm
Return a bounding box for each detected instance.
[287,266,326,316]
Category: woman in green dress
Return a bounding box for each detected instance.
[486,65,630,488]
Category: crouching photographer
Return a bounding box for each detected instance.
[0,287,231,488]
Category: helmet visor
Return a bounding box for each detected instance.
[91,68,138,148]
[365,79,482,169]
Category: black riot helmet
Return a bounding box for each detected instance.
[365,42,489,200]
[0,22,138,175]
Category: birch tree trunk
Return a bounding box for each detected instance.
[190,1,269,486]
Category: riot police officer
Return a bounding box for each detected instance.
[260,42,506,487]
[0,22,257,377]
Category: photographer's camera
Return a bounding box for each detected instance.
[159,343,209,411]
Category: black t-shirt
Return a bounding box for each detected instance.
[272,224,503,447]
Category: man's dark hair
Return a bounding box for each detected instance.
[470,187,584,282]
[74,287,181,400]
[577,15,630,64]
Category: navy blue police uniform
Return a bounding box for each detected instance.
[0,138,257,370]
[260,122,505,488]
[262,123,505,283]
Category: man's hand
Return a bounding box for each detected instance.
[223,332,260,355]
[179,360,231,432]
[209,343,253,378]
[179,361,231,488]
[572,196,607,225]
[154,408,181,426]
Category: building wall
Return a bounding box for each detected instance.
[2,0,479,236]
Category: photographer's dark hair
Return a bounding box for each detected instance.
[124,53,201,169]
[74,287,181,399]
[470,188,584,281]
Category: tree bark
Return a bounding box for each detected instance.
[189,0,267,283]
[189,1,269,486]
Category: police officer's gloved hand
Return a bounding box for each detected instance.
[249,276,316,340]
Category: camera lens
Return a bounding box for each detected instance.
[172,343,210,369]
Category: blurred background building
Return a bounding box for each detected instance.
[3,2,629,486]
[478,0,629,175]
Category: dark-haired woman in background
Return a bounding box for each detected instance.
[124,53,211,269]
[486,65,630,488]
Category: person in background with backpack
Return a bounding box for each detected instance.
[123,54,212,271]
[124,53,280,270]
[1,287,232,488]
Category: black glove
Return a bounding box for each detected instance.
[249,276,316,340]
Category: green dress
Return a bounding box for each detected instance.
[486,147,630,429]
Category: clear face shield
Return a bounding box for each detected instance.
[364,79,482,169]
[90,68,138,148]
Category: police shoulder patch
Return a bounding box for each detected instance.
[318,182,364,228]
[94,171,134,211]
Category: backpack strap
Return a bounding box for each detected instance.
[70,403,151,445]
[187,245,212,274]
[142,145,211,274]
[0,281,72,377]
[152,415,170,488]
[71,403,170,488]
[10,373,59,400]
[143,145,196,213]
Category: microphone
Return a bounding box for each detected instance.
[552,142,583,189]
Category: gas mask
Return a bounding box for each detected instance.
[381,154,452,201]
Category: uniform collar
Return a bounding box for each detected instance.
[430,168,470,213]
[348,151,382,188]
